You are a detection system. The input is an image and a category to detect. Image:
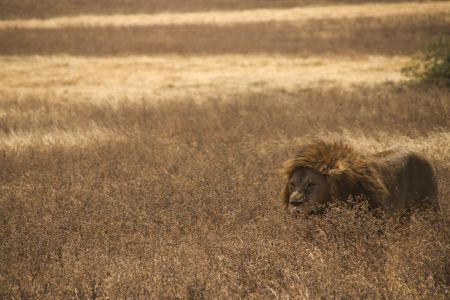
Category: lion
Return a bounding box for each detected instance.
[280,140,439,215]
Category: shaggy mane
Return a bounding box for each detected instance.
[280,140,389,208]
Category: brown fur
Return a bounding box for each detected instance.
[280,140,439,214]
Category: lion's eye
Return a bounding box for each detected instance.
[305,183,315,192]
[289,182,295,189]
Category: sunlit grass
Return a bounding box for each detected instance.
[0,125,124,151]
[0,55,410,103]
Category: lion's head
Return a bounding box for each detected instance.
[280,140,388,215]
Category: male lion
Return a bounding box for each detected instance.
[280,140,439,215]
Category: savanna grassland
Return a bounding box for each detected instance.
[0,1,449,298]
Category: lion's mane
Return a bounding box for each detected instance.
[280,140,389,209]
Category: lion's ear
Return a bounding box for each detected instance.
[327,161,347,175]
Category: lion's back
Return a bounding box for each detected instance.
[369,147,439,212]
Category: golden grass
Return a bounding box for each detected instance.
[1,85,449,298]
[0,55,410,103]
[1,2,449,29]
[289,131,450,164]
[0,125,124,151]
[1,1,449,298]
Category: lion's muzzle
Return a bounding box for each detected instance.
[289,191,305,207]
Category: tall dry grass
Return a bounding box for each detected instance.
[1,85,449,298]
[1,1,449,298]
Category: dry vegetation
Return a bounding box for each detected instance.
[1,0,449,299]
[0,0,417,19]
[0,55,411,103]
[2,2,449,29]
[1,85,449,299]
[1,14,449,56]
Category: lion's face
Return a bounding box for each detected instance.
[287,167,331,215]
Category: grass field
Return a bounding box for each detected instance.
[0,0,418,19]
[1,1,449,298]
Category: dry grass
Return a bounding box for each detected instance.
[1,85,449,298]
[2,2,449,29]
[0,0,417,19]
[0,124,124,150]
[1,1,449,298]
[1,14,448,56]
[0,55,411,103]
